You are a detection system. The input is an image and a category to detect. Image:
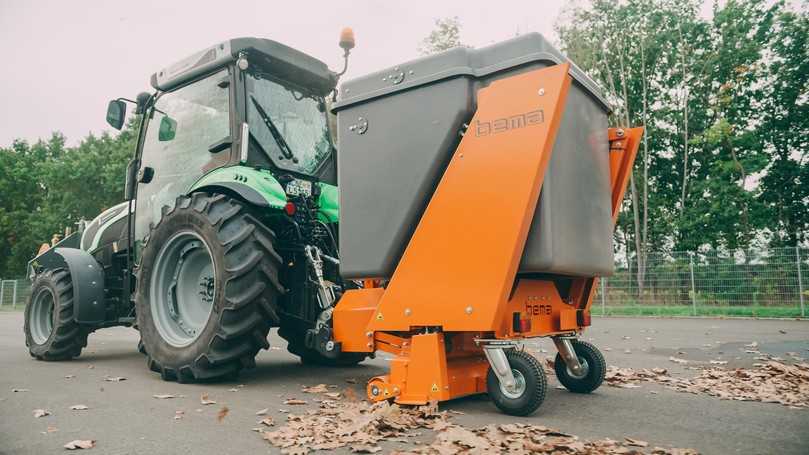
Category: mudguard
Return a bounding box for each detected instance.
[54,248,107,324]
[189,166,287,209]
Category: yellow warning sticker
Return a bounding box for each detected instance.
[376,312,384,321]
[431,383,439,392]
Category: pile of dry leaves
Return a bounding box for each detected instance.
[604,361,809,408]
[259,394,698,454]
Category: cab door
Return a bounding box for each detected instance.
[134,69,233,262]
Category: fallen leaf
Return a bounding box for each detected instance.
[103,376,126,382]
[283,398,307,405]
[12,388,29,392]
[152,394,176,399]
[64,440,95,450]
[625,437,649,447]
[200,393,216,405]
[33,409,50,418]
[64,375,75,379]
[302,384,329,393]
[258,416,274,426]
[255,408,269,416]
[351,444,381,453]
[217,406,229,422]
[669,356,688,365]
[779,330,787,334]
[46,426,59,433]
[345,378,358,384]
[87,365,94,369]
[709,360,728,365]
[324,392,341,399]
[70,405,89,411]
[174,411,184,420]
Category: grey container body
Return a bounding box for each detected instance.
[334,33,614,279]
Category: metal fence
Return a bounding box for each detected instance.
[594,246,807,317]
[2,246,807,317]
[0,278,32,309]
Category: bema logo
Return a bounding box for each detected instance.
[475,109,544,137]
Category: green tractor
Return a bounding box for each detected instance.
[25,32,365,381]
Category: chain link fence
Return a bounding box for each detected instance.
[0,278,32,309]
[3,246,807,317]
[594,246,807,318]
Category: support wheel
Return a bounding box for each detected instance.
[553,340,606,393]
[279,328,366,367]
[24,269,89,360]
[486,350,547,416]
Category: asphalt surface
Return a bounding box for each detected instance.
[1,312,807,455]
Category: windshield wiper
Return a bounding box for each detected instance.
[249,95,295,161]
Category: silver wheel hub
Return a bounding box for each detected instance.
[150,231,216,348]
[30,288,55,345]
[499,369,527,399]
[567,357,590,379]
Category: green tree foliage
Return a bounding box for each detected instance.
[0,123,136,277]
[556,0,808,258]
[419,16,467,55]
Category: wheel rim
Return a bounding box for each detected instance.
[566,357,590,379]
[499,369,527,399]
[150,230,216,348]
[30,287,55,345]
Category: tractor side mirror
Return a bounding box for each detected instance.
[106,100,126,130]
[158,116,177,141]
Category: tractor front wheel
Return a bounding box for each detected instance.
[136,193,283,382]
[24,269,89,360]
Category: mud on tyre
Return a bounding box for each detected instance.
[136,193,283,382]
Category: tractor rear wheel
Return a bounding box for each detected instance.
[24,269,89,360]
[136,193,283,382]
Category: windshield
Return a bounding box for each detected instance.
[246,73,333,175]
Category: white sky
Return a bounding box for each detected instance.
[0,0,580,147]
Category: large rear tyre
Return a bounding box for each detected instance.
[553,340,606,393]
[136,193,283,382]
[486,350,547,416]
[24,269,89,360]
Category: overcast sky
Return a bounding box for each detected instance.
[0,0,593,147]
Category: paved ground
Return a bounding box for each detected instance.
[1,312,807,454]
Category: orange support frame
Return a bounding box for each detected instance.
[332,64,643,406]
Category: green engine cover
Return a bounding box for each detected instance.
[188,165,339,222]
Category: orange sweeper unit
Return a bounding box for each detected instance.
[326,34,643,415]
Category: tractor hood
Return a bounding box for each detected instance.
[150,37,337,95]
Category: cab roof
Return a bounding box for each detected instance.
[150,37,337,94]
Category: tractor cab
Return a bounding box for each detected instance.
[105,36,354,263]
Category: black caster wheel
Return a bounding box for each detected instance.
[486,350,547,416]
[554,340,606,393]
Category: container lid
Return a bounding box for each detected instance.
[333,32,610,113]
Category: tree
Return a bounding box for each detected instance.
[0,122,136,278]
[419,16,467,55]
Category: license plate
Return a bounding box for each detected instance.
[286,179,312,197]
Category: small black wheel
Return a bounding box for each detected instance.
[24,269,89,360]
[486,350,547,416]
[279,328,366,367]
[554,340,606,393]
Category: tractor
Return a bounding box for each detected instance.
[25,30,641,416]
